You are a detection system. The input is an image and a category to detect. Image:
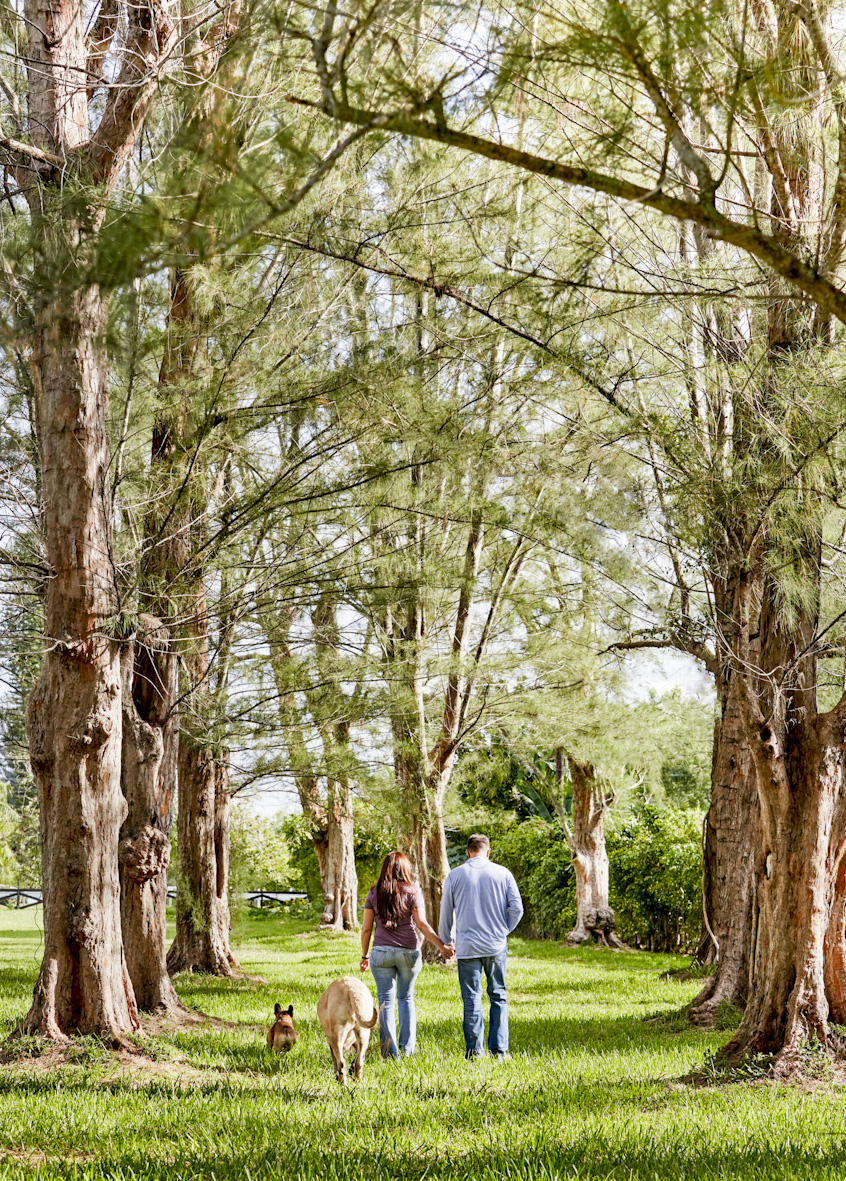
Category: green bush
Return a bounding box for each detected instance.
[607,804,702,951]
[496,820,575,940]
[487,805,702,952]
[229,808,293,896]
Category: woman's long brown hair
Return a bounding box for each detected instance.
[375,851,414,927]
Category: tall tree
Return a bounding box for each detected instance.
[16,0,179,1039]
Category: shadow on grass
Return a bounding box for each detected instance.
[509,940,688,971]
[419,1011,722,1059]
[0,1004,721,1091]
[107,1006,723,1080]
[514,977,646,998]
[13,1139,846,1181]
[0,966,40,990]
[0,927,43,941]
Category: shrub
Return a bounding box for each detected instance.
[607,804,702,951]
[482,805,702,951]
[229,808,293,896]
[496,820,575,940]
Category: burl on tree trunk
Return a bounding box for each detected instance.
[118,617,180,1012]
[559,752,623,950]
[167,739,238,976]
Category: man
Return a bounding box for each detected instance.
[438,833,523,1059]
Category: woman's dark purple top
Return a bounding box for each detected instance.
[364,882,425,949]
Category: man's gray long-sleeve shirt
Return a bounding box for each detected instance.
[438,856,524,958]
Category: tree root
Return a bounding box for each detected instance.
[566,906,626,950]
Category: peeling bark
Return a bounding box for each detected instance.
[24,275,139,1039]
[18,0,177,1041]
[725,712,843,1065]
[714,559,846,1070]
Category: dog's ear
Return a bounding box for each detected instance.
[274,1003,282,1017]
[287,1004,294,1017]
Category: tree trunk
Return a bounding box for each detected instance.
[17,0,177,1039]
[319,797,358,930]
[309,599,359,931]
[118,618,180,1012]
[562,754,623,949]
[317,725,358,930]
[718,565,846,1071]
[24,286,140,1040]
[689,674,758,1023]
[723,712,843,1067]
[213,757,233,958]
[167,738,238,976]
[411,803,450,961]
[389,708,454,961]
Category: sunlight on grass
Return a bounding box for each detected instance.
[0,907,845,1179]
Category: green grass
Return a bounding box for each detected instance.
[0,908,845,1179]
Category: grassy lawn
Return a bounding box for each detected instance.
[0,908,845,1179]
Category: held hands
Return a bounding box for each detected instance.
[441,942,455,961]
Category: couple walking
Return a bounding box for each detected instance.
[360,834,524,1060]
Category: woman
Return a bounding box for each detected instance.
[360,851,452,1058]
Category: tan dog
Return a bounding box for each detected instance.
[267,1003,297,1052]
[317,977,378,1084]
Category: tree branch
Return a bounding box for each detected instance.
[606,635,719,679]
[800,0,846,276]
[287,95,846,325]
[87,0,178,188]
[608,0,715,199]
[0,134,63,170]
[86,0,120,99]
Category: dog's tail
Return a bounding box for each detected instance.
[360,1002,379,1029]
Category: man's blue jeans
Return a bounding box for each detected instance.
[369,945,423,1058]
[457,949,509,1057]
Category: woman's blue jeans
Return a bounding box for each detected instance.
[369,945,423,1058]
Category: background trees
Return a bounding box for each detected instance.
[8,0,846,1077]
[271,0,846,1070]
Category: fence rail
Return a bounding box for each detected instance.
[0,889,42,910]
[0,888,307,910]
[243,890,308,908]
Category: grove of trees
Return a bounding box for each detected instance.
[5,0,846,1079]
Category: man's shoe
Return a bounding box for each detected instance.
[491,1052,511,1061]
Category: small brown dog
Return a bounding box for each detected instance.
[267,1003,297,1052]
[317,977,378,1084]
